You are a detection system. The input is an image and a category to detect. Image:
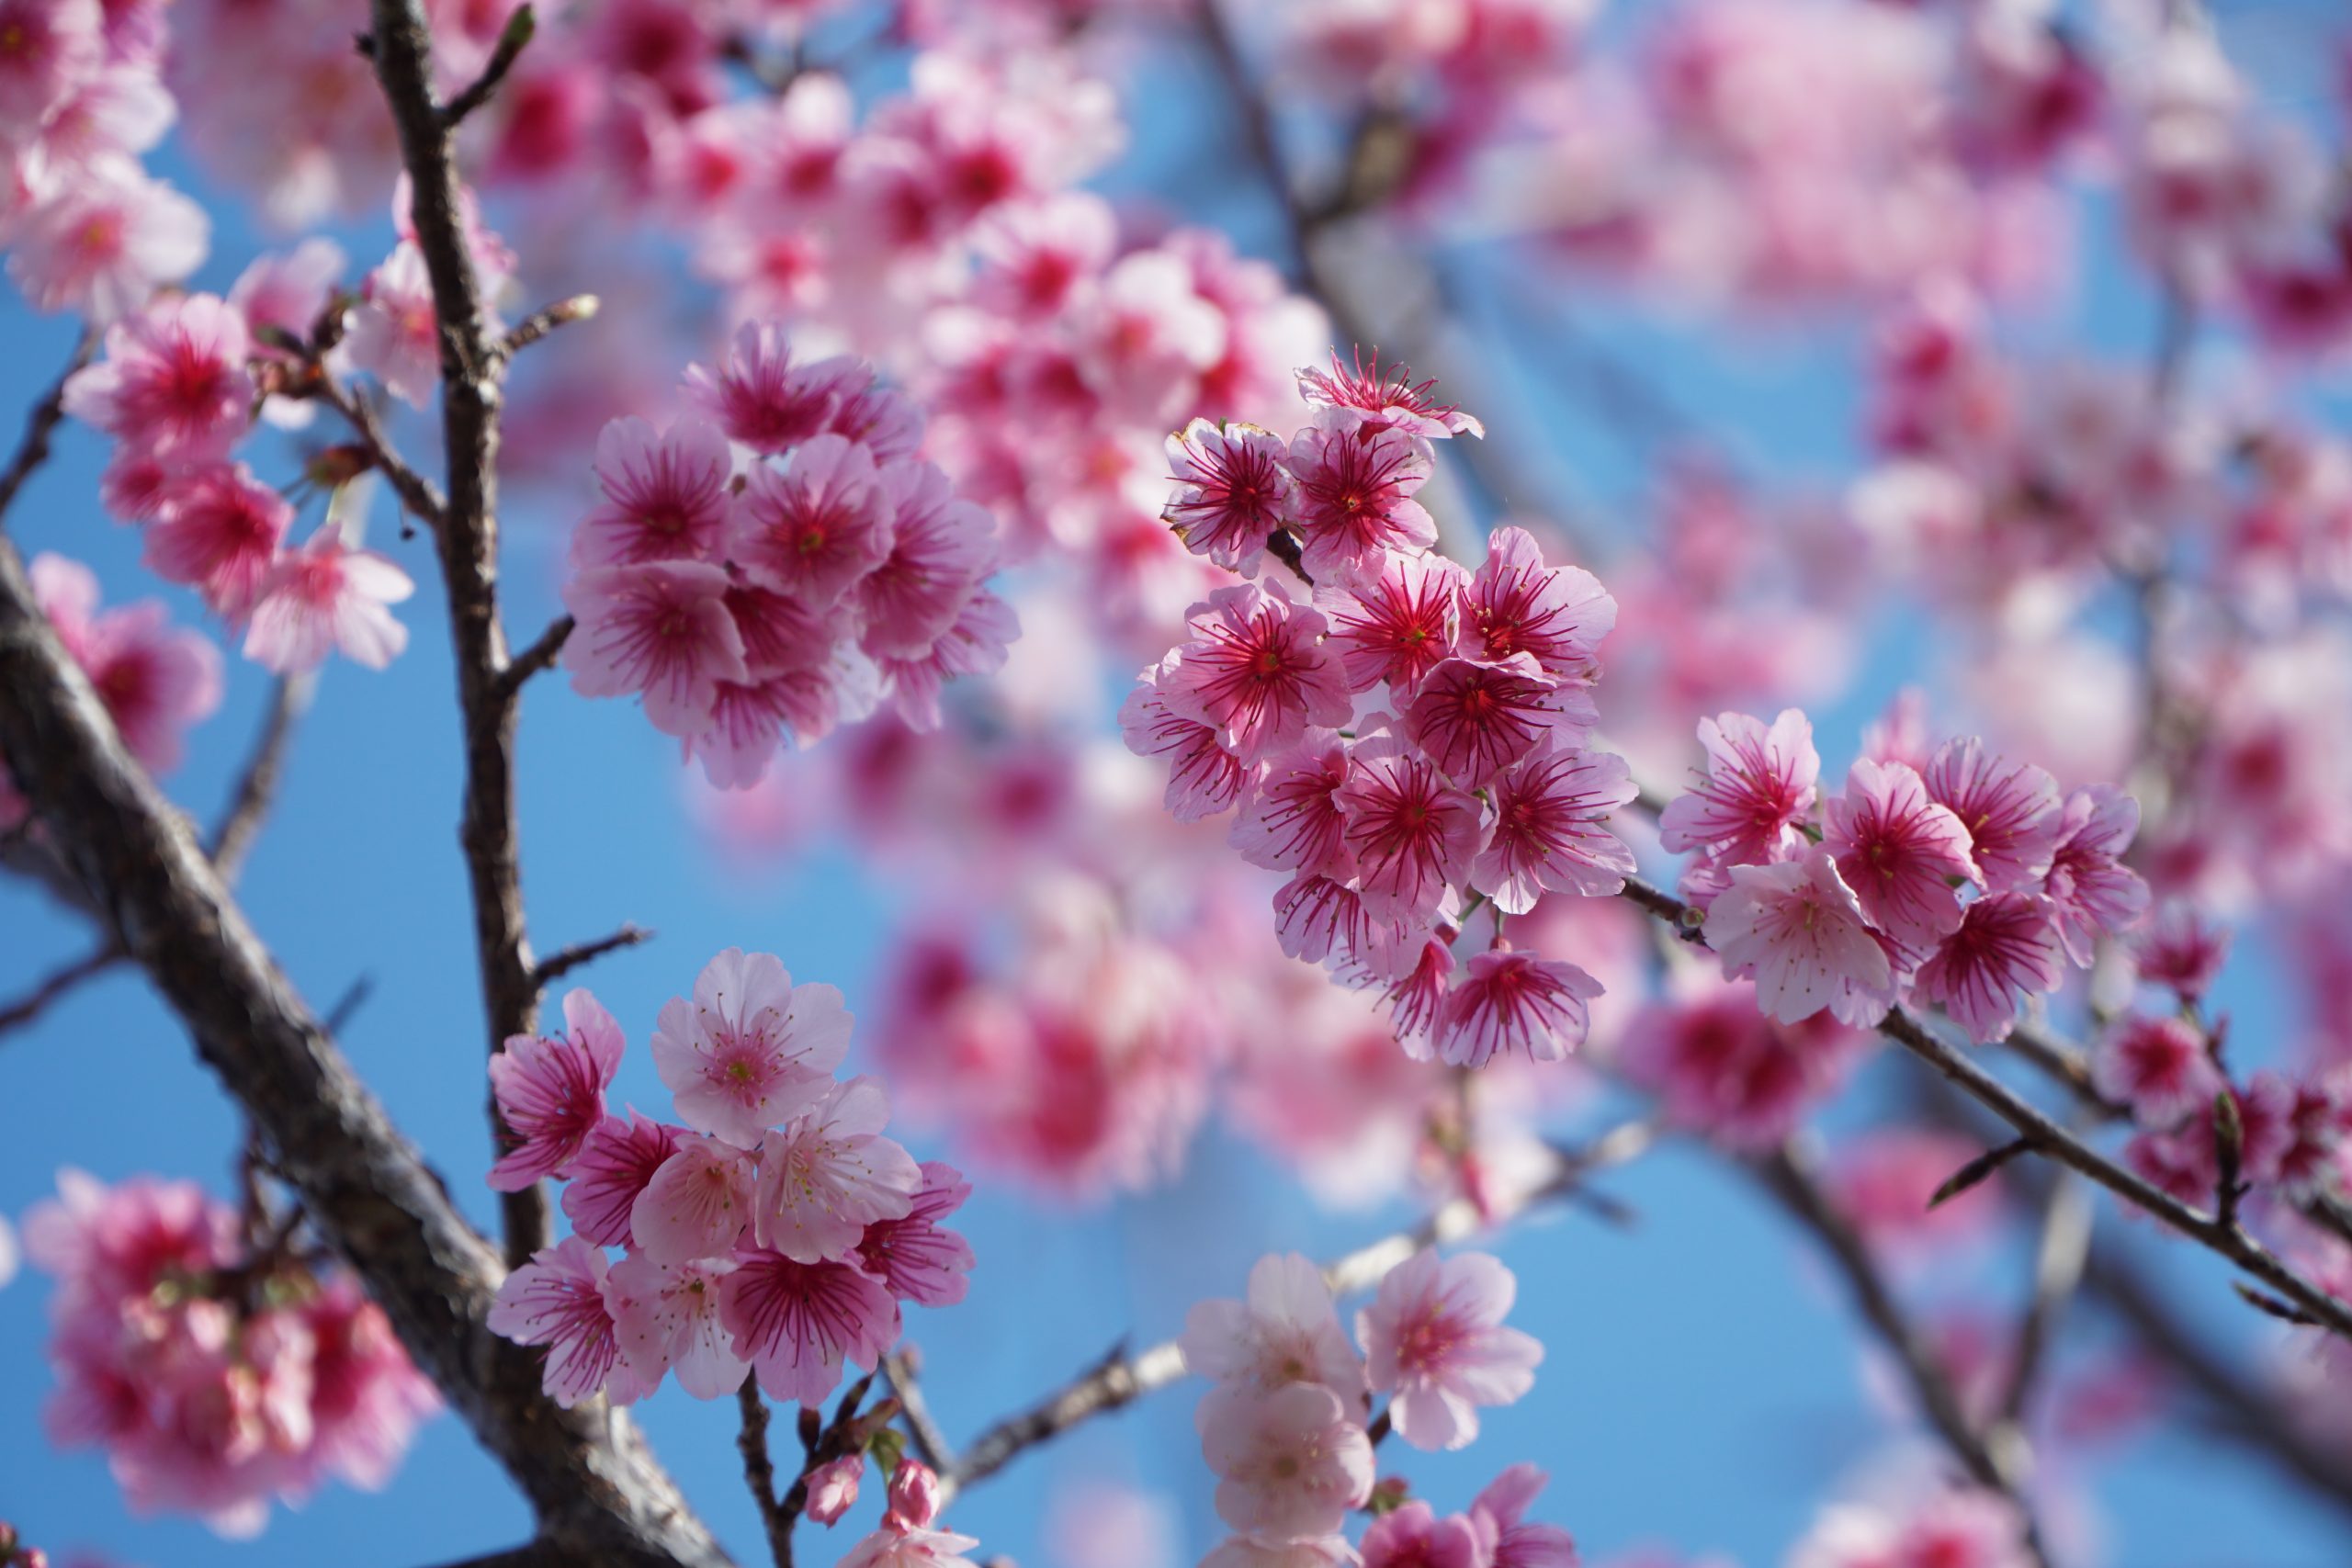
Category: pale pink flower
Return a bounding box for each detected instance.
[651,948,852,1147]
[1471,1464,1579,1568]
[1298,349,1485,440]
[1824,759,1980,955]
[145,465,288,619]
[1072,250,1227,424]
[630,1135,760,1263]
[1403,654,1586,785]
[1432,950,1603,1067]
[561,1112,685,1248]
[1200,1539,1361,1568]
[9,157,206,322]
[605,1251,747,1400]
[1472,746,1637,913]
[754,1077,922,1264]
[1182,1253,1368,1407]
[243,525,415,673]
[1361,1503,1484,1568]
[887,1459,944,1529]
[1703,846,1895,1028]
[732,434,893,605]
[62,293,254,457]
[28,551,220,775]
[684,322,866,455]
[2094,1015,2222,1129]
[1166,419,1296,577]
[1462,526,1614,682]
[1336,737,1484,921]
[1358,1249,1541,1451]
[230,239,346,350]
[572,416,737,570]
[561,560,748,738]
[1922,738,2062,896]
[1200,1382,1374,1542]
[1317,551,1466,695]
[1231,730,1355,880]
[836,1522,983,1568]
[805,1453,863,1526]
[1659,709,1821,868]
[719,1251,898,1407]
[855,457,993,660]
[341,243,441,410]
[486,1238,633,1408]
[1161,582,1351,766]
[854,1161,974,1307]
[1120,656,1254,823]
[2041,784,2150,965]
[1288,411,1437,586]
[487,988,625,1192]
[1913,893,2065,1044]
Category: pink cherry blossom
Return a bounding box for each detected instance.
[1317,551,1466,695]
[1462,526,1614,682]
[837,1522,983,1568]
[805,1452,863,1526]
[1659,709,1822,868]
[27,552,220,777]
[561,1113,685,1248]
[1922,738,2063,896]
[732,434,893,605]
[0,0,100,132]
[1231,731,1355,880]
[1472,746,1637,913]
[1182,1252,1368,1406]
[341,243,441,411]
[605,1251,747,1400]
[684,321,866,455]
[1623,978,1868,1152]
[2131,902,2229,1001]
[485,1238,633,1408]
[651,948,852,1147]
[243,525,415,673]
[719,1250,898,1407]
[1432,950,1603,1067]
[230,239,346,350]
[145,465,289,619]
[1287,411,1437,586]
[886,1459,944,1529]
[753,1077,922,1264]
[572,416,738,569]
[1199,1382,1374,1542]
[1471,1464,1580,1568]
[1160,582,1351,767]
[1166,419,1295,577]
[1336,738,1484,921]
[855,457,994,660]
[9,157,207,323]
[1358,1248,1541,1450]
[2041,784,2150,965]
[1362,1502,1485,1568]
[1119,657,1255,823]
[1824,758,1981,955]
[854,1161,975,1307]
[1298,349,1486,440]
[2094,1015,2223,1129]
[486,988,625,1191]
[561,559,749,738]
[1402,654,1586,786]
[62,293,254,457]
[1704,846,1895,1028]
[1913,893,2066,1044]
[630,1135,760,1263]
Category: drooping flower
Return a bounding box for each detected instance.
[1823,758,1980,955]
[571,416,738,569]
[1159,582,1351,766]
[1182,1253,1368,1408]
[2041,784,2150,965]
[1336,737,1484,921]
[1470,1464,1580,1568]
[1922,738,2063,895]
[1199,1382,1375,1542]
[1402,654,1585,785]
[561,560,748,738]
[486,988,626,1192]
[1357,1248,1542,1451]
[243,525,415,673]
[1287,411,1438,586]
[560,1112,685,1247]
[1472,746,1638,914]
[1317,551,1466,695]
[1431,950,1604,1067]
[719,1250,899,1407]
[650,948,852,1147]
[1462,526,1614,682]
[485,1238,636,1408]
[605,1251,747,1400]
[1913,893,2066,1044]
[854,1161,976,1307]
[630,1135,760,1263]
[1658,709,1821,868]
[1166,419,1296,576]
[62,292,254,457]
[1231,730,1355,879]
[2094,1015,2222,1129]
[1703,845,1895,1028]
[752,1077,922,1265]
[1119,657,1255,823]
[731,434,895,606]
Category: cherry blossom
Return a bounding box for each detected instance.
[2041,784,2150,965]
[718,1251,898,1407]
[1286,411,1438,585]
[2095,1015,2222,1130]
[561,560,749,738]
[1198,1382,1374,1542]
[573,416,738,569]
[605,1252,747,1400]
[1912,893,2065,1044]
[1461,526,1615,683]
[1921,738,2063,896]
[486,1238,636,1408]
[1703,846,1895,1029]
[650,947,852,1147]
[752,1076,922,1264]
[1361,1502,1484,1568]
[730,434,893,605]
[1471,746,1637,914]
[1182,1252,1368,1409]
[630,1135,759,1263]
[1823,758,1979,954]
[62,292,253,457]
[1336,737,1483,922]
[1659,709,1822,869]
[1232,731,1356,880]
[1471,1464,1580,1568]
[144,465,289,619]
[486,988,626,1192]
[805,1453,864,1526]
[561,1112,685,1248]
[854,1161,976,1307]
[1317,551,1467,695]
[1431,950,1604,1067]
[1160,582,1351,766]
[1357,1248,1542,1451]
[242,525,414,673]
[1167,419,1295,577]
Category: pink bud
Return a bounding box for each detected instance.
[886,1459,943,1531]
[805,1454,864,1527]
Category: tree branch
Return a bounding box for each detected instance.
[498,615,573,700]
[0,941,121,1041]
[883,1349,956,1473]
[535,924,651,987]
[0,330,95,522]
[440,3,536,130]
[736,1379,795,1568]
[208,673,316,884]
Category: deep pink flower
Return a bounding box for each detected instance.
[1471,746,1637,913]
[2131,902,2230,1002]
[1361,1502,1485,1568]
[651,948,852,1147]
[1914,894,2066,1044]
[1231,730,1355,879]
[1470,1464,1580,1568]
[683,322,867,455]
[1287,411,1437,586]
[62,293,254,457]
[1704,846,1895,1029]
[1382,936,1458,1045]
[855,458,993,660]
[1402,654,1586,785]
[145,465,288,619]
[2094,1015,2222,1129]
[560,1113,685,1248]
[630,1135,759,1263]
[1119,657,1255,823]
[732,435,895,606]
[2041,784,2150,965]
[2244,1071,2351,1201]
[886,1459,944,1529]
[300,1276,439,1492]
[0,0,101,132]
[1824,759,1981,956]
[1462,526,1614,682]
[571,416,737,569]
[719,1251,899,1407]
[1199,1382,1374,1542]
[855,1161,975,1307]
[1358,1248,1541,1450]
[1658,709,1821,868]
[28,552,220,777]
[1432,950,1602,1067]
[561,560,749,738]
[486,988,625,1192]
[243,525,414,673]
[1336,738,1484,922]
[486,1238,636,1408]
[752,1077,922,1265]
[1166,418,1296,577]
[1297,348,1486,439]
[1160,582,1351,766]
[1181,1252,1368,1407]
[1317,551,1467,695]
[1922,738,2063,896]
[724,583,846,677]
[1623,979,1865,1152]
[605,1252,746,1400]
[1272,873,1411,974]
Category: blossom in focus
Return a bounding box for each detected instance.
[1357,1248,1542,1450]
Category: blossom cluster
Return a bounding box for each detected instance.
[485,951,973,1412]
[1181,1250,1566,1565]
[22,1170,438,1537]
[63,280,417,675]
[560,325,1014,785]
[1666,708,2151,1043]
[1123,359,1634,1067]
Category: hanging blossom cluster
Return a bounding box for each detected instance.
[21,1171,438,1538]
[1665,708,2151,1043]
[0,0,207,323]
[0,553,220,829]
[486,952,974,1413]
[1122,356,1634,1068]
[1180,1250,1567,1565]
[560,325,1014,785]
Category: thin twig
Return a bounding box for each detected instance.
[501,296,601,358]
[311,377,448,530]
[207,674,317,885]
[498,615,574,699]
[534,924,651,988]
[0,942,121,1040]
[324,974,377,1035]
[737,1378,795,1568]
[440,4,536,129]
[1998,1167,2095,1429]
[883,1350,957,1473]
[0,330,96,524]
